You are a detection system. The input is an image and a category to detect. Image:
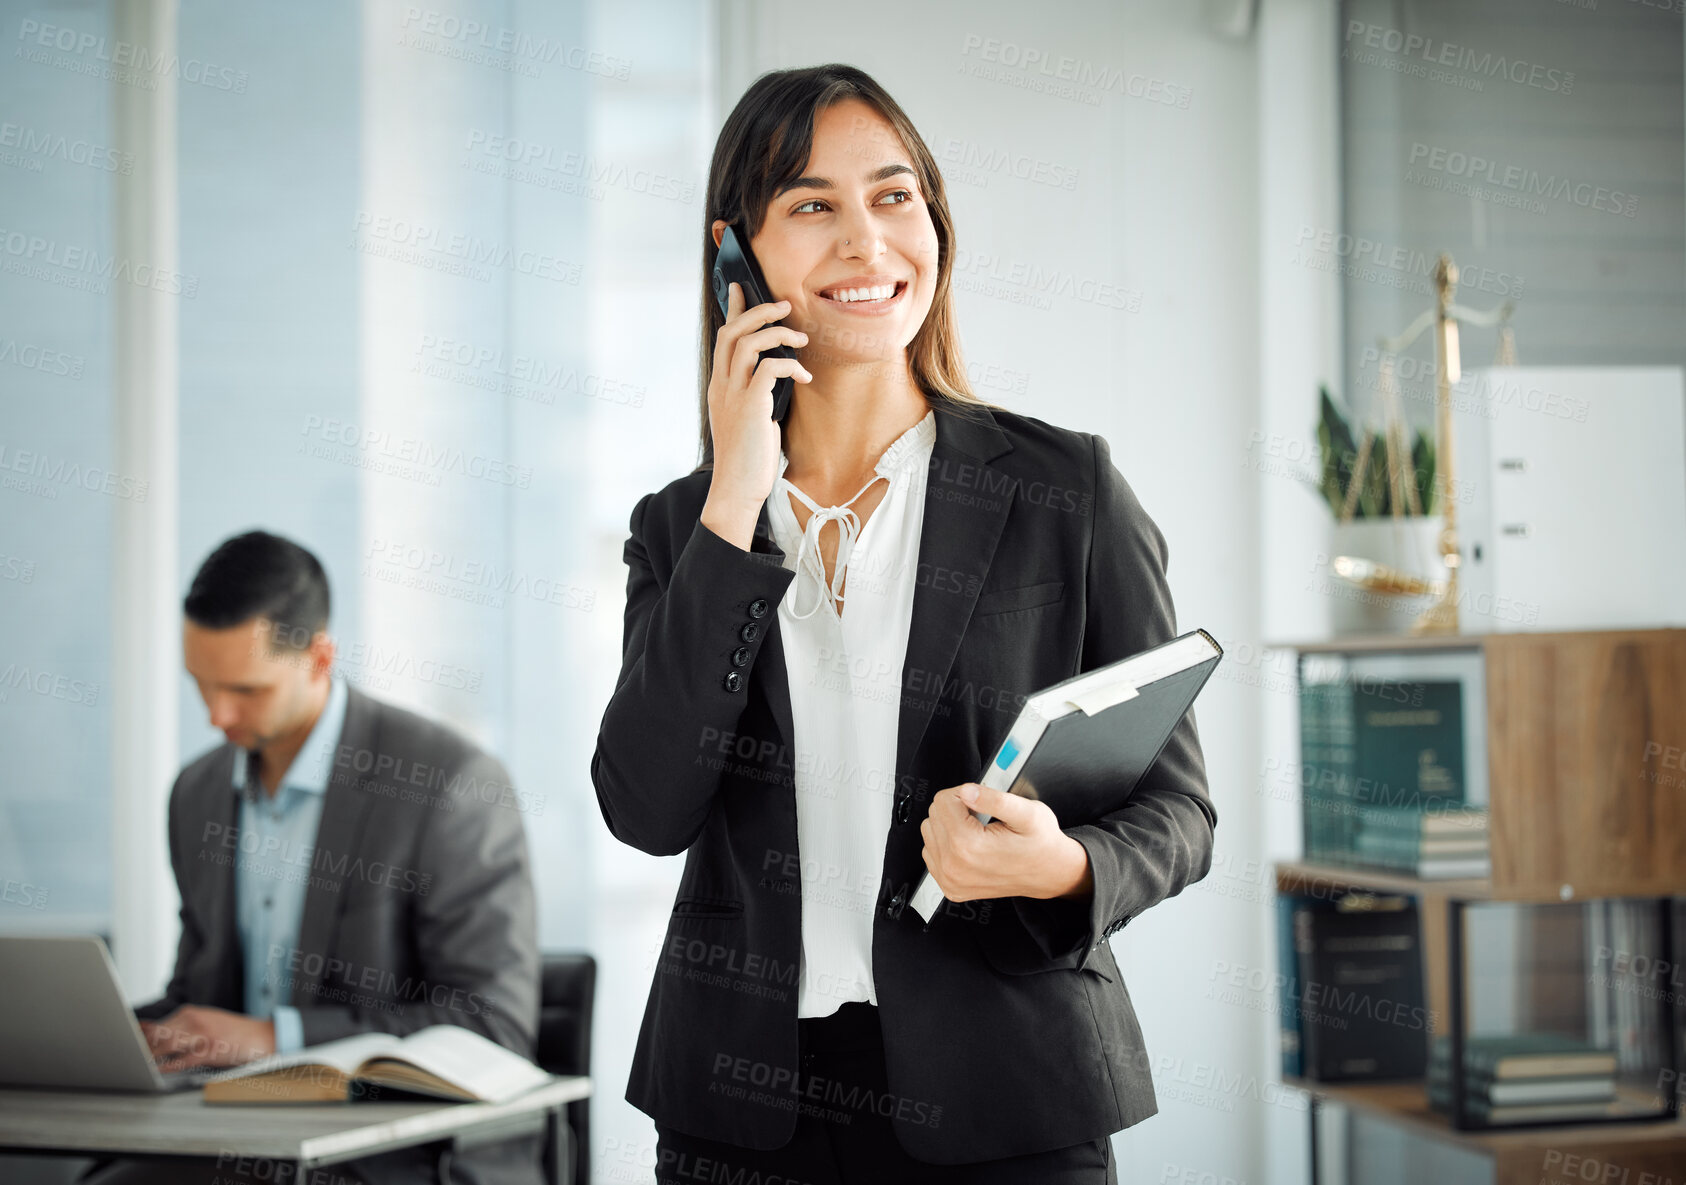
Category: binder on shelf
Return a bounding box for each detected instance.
[1293,890,1428,1082]
[908,628,1223,924]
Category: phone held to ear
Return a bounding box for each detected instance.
[712,224,797,423]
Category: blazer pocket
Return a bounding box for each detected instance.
[671,896,744,919]
[972,580,1065,616]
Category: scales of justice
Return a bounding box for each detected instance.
[1331,252,1517,635]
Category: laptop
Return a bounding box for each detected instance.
[0,934,218,1092]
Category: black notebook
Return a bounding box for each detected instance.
[909,628,1223,923]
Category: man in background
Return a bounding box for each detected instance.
[86,530,543,1185]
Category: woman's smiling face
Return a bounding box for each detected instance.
[728,97,940,366]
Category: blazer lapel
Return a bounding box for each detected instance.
[746,506,797,768]
[746,403,1017,785]
[207,755,245,1010]
[894,405,1016,781]
[290,687,376,1006]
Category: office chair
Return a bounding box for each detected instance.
[535,952,595,1185]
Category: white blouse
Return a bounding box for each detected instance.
[765,408,936,1018]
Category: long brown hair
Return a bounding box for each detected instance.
[694,63,1005,472]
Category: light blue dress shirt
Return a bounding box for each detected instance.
[230,676,349,1053]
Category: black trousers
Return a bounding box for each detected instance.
[654,1001,1118,1185]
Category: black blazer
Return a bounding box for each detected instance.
[591,400,1216,1164]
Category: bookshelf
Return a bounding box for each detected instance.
[1267,628,1686,1183]
[1277,1076,1686,1185]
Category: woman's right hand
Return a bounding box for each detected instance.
[701,281,812,549]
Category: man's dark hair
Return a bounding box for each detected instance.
[184,531,330,652]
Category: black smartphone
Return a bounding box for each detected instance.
[712,224,797,423]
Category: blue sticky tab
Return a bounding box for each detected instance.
[995,737,1020,769]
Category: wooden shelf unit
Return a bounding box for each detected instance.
[1268,627,1686,902]
[1280,1076,1686,1185]
[1269,628,1686,1181]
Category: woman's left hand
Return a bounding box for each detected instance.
[919,783,1094,902]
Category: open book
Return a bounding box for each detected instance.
[202,1025,551,1104]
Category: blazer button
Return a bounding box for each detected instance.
[739,621,760,643]
[884,893,906,919]
[893,794,911,824]
[722,671,744,692]
[731,645,752,667]
[748,597,769,619]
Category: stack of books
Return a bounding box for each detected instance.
[1352,805,1490,878]
[1299,661,1490,879]
[1426,1033,1622,1125]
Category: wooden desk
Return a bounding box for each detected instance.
[0,1076,591,1185]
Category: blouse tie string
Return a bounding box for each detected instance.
[781,472,887,620]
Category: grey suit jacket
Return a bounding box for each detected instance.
[593,400,1217,1163]
[136,686,542,1185]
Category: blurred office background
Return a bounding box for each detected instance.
[1,1,1681,1182]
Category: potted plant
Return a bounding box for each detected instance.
[1313,385,1449,635]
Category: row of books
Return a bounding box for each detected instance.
[1275,891,1656,1127]
[1425,1033,1625,1126]
[1299,656,1490,878]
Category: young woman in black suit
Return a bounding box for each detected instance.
[592,63,1216,1185]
